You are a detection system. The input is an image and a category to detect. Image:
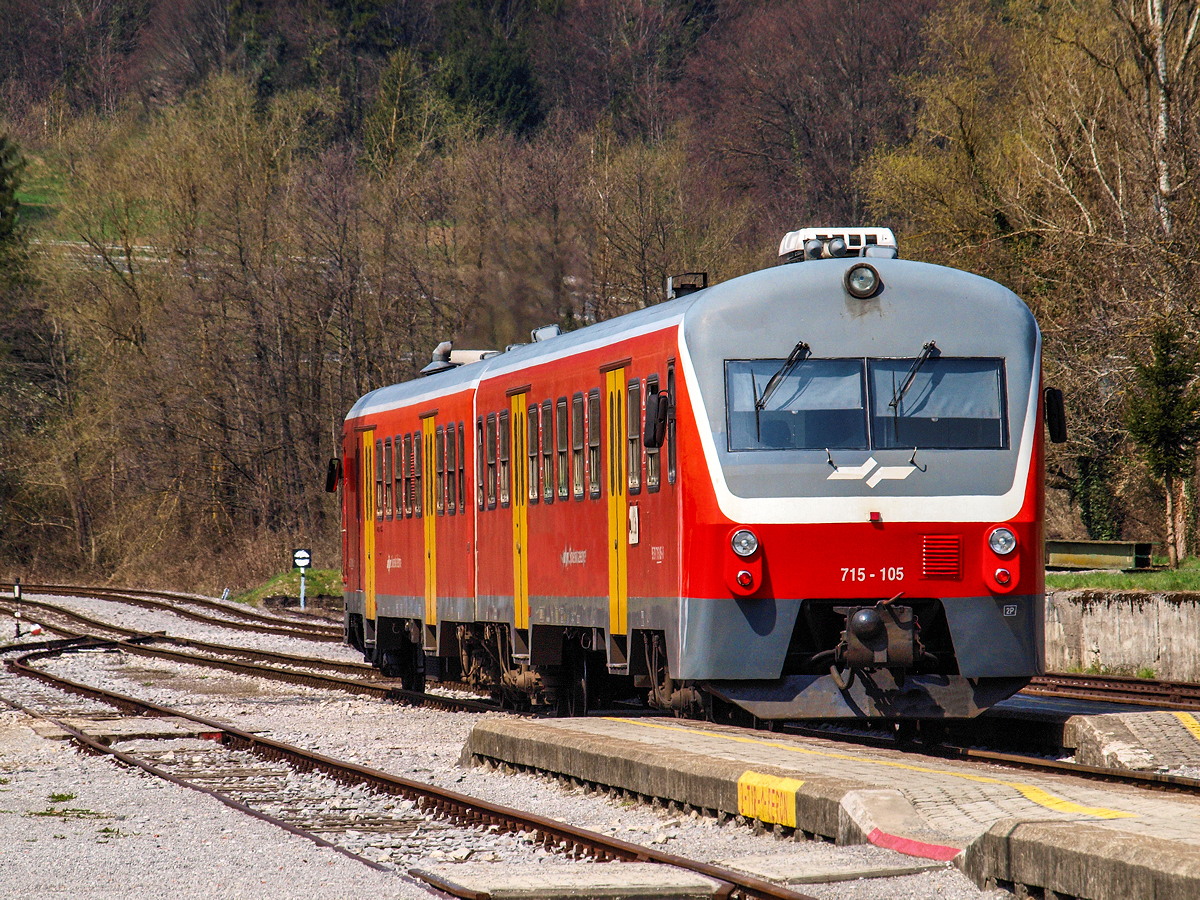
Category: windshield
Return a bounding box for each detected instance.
[870,358,1006,449]
[725,357,1008,451]
[726,359,868,451]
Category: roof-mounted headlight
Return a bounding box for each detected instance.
[845,263,880,299]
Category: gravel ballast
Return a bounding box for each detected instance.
[2,599,1006,899]
[0,710,426,899]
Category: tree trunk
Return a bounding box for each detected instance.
[1166,473,1179,568]
[1174,476,1189,564]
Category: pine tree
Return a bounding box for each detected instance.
[0,134,26,276]
[1125,323,1200,567]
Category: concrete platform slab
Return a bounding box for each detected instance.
[462,716,1200,900]
[409,862,723,899]
[1065,710,1200,771]
[714,853,945,884]
[30,715,224,744]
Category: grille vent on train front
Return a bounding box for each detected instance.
[923,535,963,578]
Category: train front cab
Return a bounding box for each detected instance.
[662,256,1050,720]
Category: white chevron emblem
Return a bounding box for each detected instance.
[827,457,917,488]
[866,465,916,487]
[826,457,878,480]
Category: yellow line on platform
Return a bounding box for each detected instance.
[606,718,1136,820]
[1173,711,1200,745]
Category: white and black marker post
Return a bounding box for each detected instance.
[293,548,311,611]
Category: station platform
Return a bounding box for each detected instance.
[463,715,1200,900]
[983,694,1200,772]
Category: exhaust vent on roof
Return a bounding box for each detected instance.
[666,272,708,300]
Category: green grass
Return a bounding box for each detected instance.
[27,807,104,819]
[48,792,76,803]
[1046,556,1200,592]
[1065,661,1157,679]
[233,568,342,606]
[15,152,67,235]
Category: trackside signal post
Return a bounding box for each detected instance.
[293,548,311,611]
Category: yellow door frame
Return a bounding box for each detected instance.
[510,392,530,629]
[605,368,628,638]
[361,430,377,622]
[422,416,437,627]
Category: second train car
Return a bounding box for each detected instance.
[331,226,1065,720]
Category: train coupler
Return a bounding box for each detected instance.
[833,598,923,669]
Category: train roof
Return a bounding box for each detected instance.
[345,257,1035,422]
[344,291,695,420]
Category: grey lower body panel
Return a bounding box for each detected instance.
[676,596,801,680]
[944,594,1045,677]
[377,593,423,619]
[705,672,1030,719]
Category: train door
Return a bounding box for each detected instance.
[360,430,377,624]
[510,392,530,629]
[422,416,437,638]
[605,368,628,642]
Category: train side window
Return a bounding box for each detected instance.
[571,393,585,499]
[646,375,661,492]
[556,398,569,499]
[527,404,540,504]
[542,400,554,504]
[587,389,602,499]
[457,423,466,513]
[394,436,404,518]
[476,418,485,510]
[627,379,642,494]
[486,413,497,510]
[435,426,446,516]
[667,362,677,485]
[402,434,413,516]
[446,423,457,515]
[499,411,511,508]
[374,439,384,520]
[383,438,394,519]
[413,432,423,518]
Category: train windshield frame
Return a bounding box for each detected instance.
[725,358,868,451]
[870,357,1008,450]
[725,356,1008,452]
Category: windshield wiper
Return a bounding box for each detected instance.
[756,341,810,413]
[889,340,937,412]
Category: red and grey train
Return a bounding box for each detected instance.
[330,226,1065,720]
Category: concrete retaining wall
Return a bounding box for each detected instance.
[1045,590,1200,680]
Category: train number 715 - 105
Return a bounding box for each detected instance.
[841,567,904,582]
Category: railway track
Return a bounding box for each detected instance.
[4,640,819,900]
[9,587,1200,801]
[0,582,342,641]
[1024,672,1200,710]
[0,596,500,715]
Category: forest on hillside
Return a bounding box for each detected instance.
[2,0,1200,587]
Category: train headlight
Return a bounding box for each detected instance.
[988,527,1017,556]
[844,263,880,299]
[731,529,759,557]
